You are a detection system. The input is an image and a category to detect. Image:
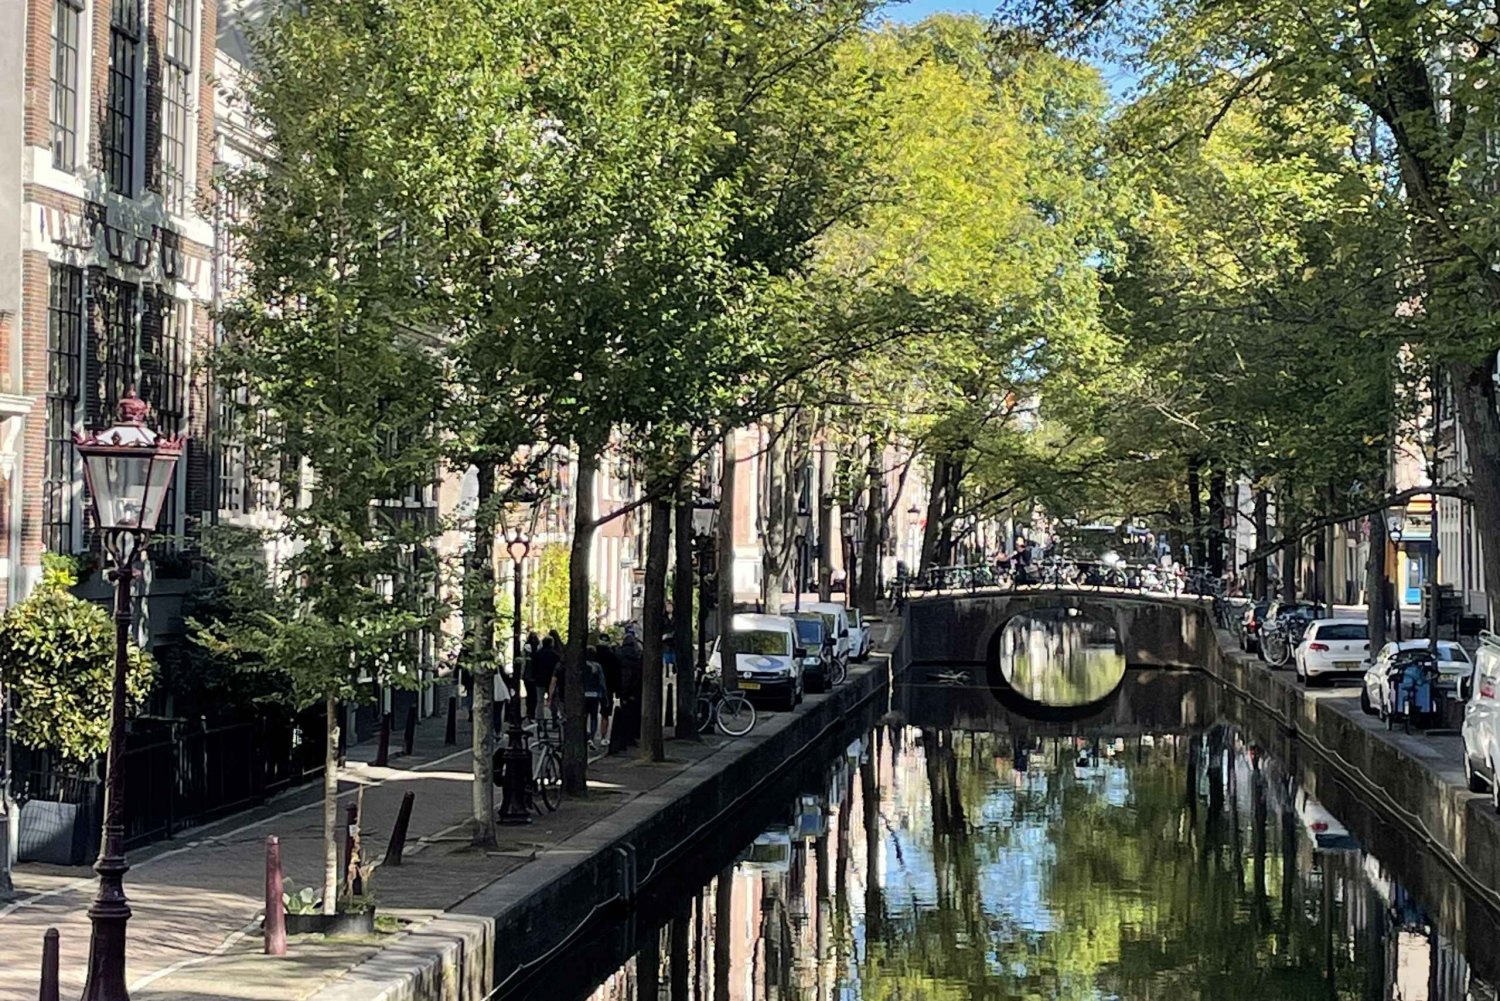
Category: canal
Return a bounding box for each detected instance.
[499,619,1500,1001]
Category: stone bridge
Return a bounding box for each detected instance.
[901,589,1221,669]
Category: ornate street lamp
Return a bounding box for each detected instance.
[794,504,812,612]
[73,390,184,1001]
[1386,507,1406,641]
[498,488,539,825]
[692,496,720,670]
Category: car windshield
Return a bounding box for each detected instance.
[1317,623,1367,641]
[736,629,791,656]
[794,619,824,645]
[1435,643,1467,662]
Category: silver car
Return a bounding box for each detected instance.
[1462,636,1500,810]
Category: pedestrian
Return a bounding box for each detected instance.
[492,660,512,733]
[596,632,623,747]
[612,627,644,753]
[583,646,609,748]
[530,635,560,720]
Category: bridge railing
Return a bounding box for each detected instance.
[894,561,1242,626]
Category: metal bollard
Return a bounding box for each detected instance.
[403,705,418,757]
[444,696,458,746]
[39,928,59,1001]
[264,836,287,956]
[375,712,392,767]
[385,791,416,867]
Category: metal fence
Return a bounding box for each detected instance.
[12,708,327,858]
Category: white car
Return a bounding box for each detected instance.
[708,613,804,711]
[1293,619,1370,685]
[1462,636,1500,810]
[805,602,852,673]
[1360,639,1473,718]
[846,607,873,661]
[1294,787,1359,852]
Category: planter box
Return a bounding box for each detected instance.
[283,909,377,937]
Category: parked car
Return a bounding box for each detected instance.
[789,612,833,692]
[1461,634,1500,809]
[1239,600,1271,653]
[708,613,804,711]
[1259,600,1326,668]
[1360,644,1456,723]
[1293,619,1370,685]
[1294,786,1359,852]
[805,602,852,675]
[847,607,873,661]
[1361,639,1473,702]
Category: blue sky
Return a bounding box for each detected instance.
[877,0,991,23]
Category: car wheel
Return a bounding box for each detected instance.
[1466,754,1486,793]
[1359,689,1374,716]
[785,687,798,712]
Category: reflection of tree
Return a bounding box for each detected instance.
[999,614,1126,705]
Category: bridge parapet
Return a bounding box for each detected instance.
[904,589,1220,669]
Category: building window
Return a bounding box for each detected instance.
[141,293,186,539]
[100,277,138,420]
[161,0,193,213]
[50,0,84,171]
[105,0,140,196]
[44,264,84,554]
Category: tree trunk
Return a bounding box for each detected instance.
[563,448,597,796]
[641,490,671,763]
[919,455,947,573]
[1449,355,1500,626]
[466,462,497,847]
[673,482,698,741]
[718,432,738,690]
[1324,481,1337,609]
[858,458,882,616]
[1367,503,1389,650]
[1208,468,1227,578]
[1253,481,1269,599]
[1187,456,1204,566]
[818,440,834,602]
[760,417,790,614]
[322,694,339,915]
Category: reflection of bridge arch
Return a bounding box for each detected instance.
[903,589,1219,671]
[989,608,1127,718]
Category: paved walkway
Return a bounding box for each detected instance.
[0,614,903,1000]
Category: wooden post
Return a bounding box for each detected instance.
[39,928,59,1001]
[264,837,286,956]
[385,792,416,867]
[375,712,392,767]
[444,696,457,746]
[402,706,418,757]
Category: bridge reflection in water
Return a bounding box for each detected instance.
[508,668,1499,1001]
[994,608,1126,706]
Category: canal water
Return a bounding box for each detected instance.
[501,618,1500,1001]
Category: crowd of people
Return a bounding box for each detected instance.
[481,625,653,755]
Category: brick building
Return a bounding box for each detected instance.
[2,0,221,611]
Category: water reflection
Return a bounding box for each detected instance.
[543,723,1495,1001]
[997,608,1126,705]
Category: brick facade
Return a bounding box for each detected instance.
[8,0,222,608]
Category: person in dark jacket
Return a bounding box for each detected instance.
[531,636,561,720]
[612,628,645,753]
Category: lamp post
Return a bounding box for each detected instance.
[498,492,538,826]
[692,497,720,671]
[794,505,812,612]
[842,509,864,600]
[1387,509,1405,641]
[73,391,184,1001]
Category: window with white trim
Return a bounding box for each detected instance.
[44,264,84,553]
[161,0,193,213]
[50,0,84,171]
[105,0,140,196]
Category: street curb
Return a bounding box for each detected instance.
[307,628,904,1001]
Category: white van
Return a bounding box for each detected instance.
[708,613,804,711]
[1462,632,1500,810]
[805,602,852,673]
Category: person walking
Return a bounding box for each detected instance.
[596,633,623,748]
[582,647,609,749]
[614,627,644,753]
[530,635,560,720]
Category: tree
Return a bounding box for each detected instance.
[210,0,449,912]
[0,555,155,764]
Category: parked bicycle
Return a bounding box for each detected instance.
[694,671,757,736]
[531,716,564,813]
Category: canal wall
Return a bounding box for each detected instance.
[1195,617,1500,914]
[310,642,903,1001]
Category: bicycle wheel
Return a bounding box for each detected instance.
[830,658,848,687]
[695,695,714,734]
[535,748,562,812]
[715,694,757,736]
